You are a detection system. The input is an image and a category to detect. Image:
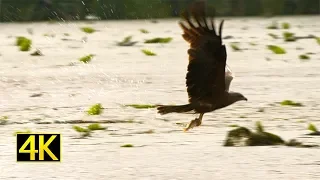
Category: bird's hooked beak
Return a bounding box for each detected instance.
[243,97,248,101]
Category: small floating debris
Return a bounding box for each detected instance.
[283,32,296,42]
[281,22,290,29]
[124,104,157,109]
[81,27,96,34]
[268,33,278,39]
[73,125,91,137]
[0,116,9,125]
[230,43,241,51]
[267,45,286,54]
[30,49,43,56]
[117,36,137,46]
[87,103,103,115]
[139,29,149,34]
[30,93,43,97]
[267,21,278,29]
[280,100,303,107]
[307,123,320,136]
[121,144,134,148]
[141,49,157,56]
[299,54,310,60]
[144,37,172,44]
[87,123,107,131]
[79,54,95,63]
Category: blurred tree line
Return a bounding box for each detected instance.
[0,0,319,22]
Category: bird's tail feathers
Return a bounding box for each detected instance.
[157,104,194,115]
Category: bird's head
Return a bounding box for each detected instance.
[228,92,247,104]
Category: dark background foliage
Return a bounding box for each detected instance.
[0,0,319,22]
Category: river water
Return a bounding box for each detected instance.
[0,16,320,179]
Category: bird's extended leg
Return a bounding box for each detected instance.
[183,113,204,132]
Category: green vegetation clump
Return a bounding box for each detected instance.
[307,123,320,135]
[280,100,303,107]
[124,104,157,109]
[283,32,296,42]
[224,121,284,146]
[87,123,106,130]
[79,54,94,63]
[117,36,137,46]
[81,27,96,34]
[282,22,290,29]
[87,103,103,115]
[144,37,172,43]
[299,54,310,60]
[267,45,286,54]
[230,43,241,51]
[141,49,157,56]
[16,36,32,51]
[139,29,149,33]
[121,144,134,148]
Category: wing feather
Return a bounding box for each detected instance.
[180,1,228,105]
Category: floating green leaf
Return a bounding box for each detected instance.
[230,43,241,51]
[121,144,134,148]
[299,54,310,60]
[280,100,303,107]
[87,123,106,131]
[81,27,96,34]
[124,104,157,109]
[283,32,296,42]
[308,123,318,132]
[282,22,290,29]
[141,49,157,56]
[139,29,149,34]
[87,103,103,115]
[144,37,172,43]
[267,45,286,54]
[117,36,137,46]
[79,54,94,63]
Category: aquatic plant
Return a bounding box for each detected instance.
[124,104,157,109]
[299,54,310,60]
[308,123,318,133]
[117,36,137,46]
[73,125,91,137]
[87,123,106,131]
[121,144,134,148]
[267,45,286,54]
[280,100,303,107]
[224,121,285,146]
[230,43,241,51]
[0,116,8,125]
[141,49,157,56]
[16,36,32,51]
[81,27,96,34]
[79,54,95,63]
[283,32,296,42]
[87,103,103,115]
[282,22,290,29]
[144,37,172,43]
[139,29,149,34]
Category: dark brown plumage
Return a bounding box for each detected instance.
[157,1,247,131]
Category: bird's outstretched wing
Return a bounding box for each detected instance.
[179,1,227,105]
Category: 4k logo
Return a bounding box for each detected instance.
[16,133,61,162]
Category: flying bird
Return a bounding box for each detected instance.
[157,1,247,131]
